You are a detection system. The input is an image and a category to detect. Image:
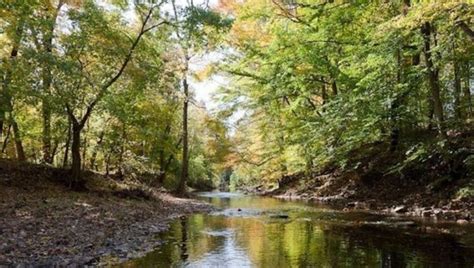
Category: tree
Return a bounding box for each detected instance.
[170,0,232,195]
[220,1,474,185]
[51,1,169,185]
[0,1,34,161]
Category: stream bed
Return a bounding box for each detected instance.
[124,192,474,267]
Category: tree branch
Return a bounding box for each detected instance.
[78,4,167,127]
[227,69,269,83]
[457,21,474,41]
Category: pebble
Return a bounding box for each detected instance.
[393,205,407,214]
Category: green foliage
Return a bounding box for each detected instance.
[220,1,474,185]
[0,0,233,191]
[1,0,472,192]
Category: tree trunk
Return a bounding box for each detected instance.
[105,153,111,176]
[63,118,71,168]
[422,22,445,136]
[177,76,189,195]
[71,123,82,186]
[81,124,88,170]
[158,172,167,185]
[158,149,166,184]
[427,98,435,131]
[331,80,338,96]
[117,125,126,177]
[11,116,26,161]
[42,106,52,163]
[464,61,472,117]
[321,82,328,105]
[51,139,59,164]
[2,19,25,161]
[390,48,402,152]
[89,130,104,170]
[62,4,155,183]
[1,124,11,154]
[0,114,4,141]
[41,5,61,164]
[453,56,462,120]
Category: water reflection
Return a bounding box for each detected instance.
[180,218,188,263]
[123,193,474,267]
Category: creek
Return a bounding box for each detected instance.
[125,192,474,267]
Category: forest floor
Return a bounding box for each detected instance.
[0,159,213,266]
[257,135,474,223]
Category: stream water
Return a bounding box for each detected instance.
[124,192,474,267]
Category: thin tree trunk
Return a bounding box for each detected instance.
[453,56,462,120]
[41,2,62,164]
[63,118,72,168]
[71,123,82,186]
[117,125,126,177]
[89,130,105,170]
[331,80,338,96]
[81,124,88,170]
[51,139,59,165]
[1,124,11,154]
[158,171,167,185]
[390,48,402,152]
[177,75,189,195]
[158,123,172,185]
[321,82,328,105]
[0,115,4,141]
[464,61,472,117]
[158,154,174,186]
[158,149,166,184]
[11,115,26,161]
[159,128,182,185]
[390,0,410,151]
[105,153,111,176]
[42,106,52,163]
[427,98,435,131]
[422,22,445,136]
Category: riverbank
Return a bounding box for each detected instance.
[249,138,474,223]
[0,159,213,266]
[266,171,473,223]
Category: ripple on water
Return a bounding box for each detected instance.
[201,228,234,237]
[211,208,263,218]
[197,192,244,198]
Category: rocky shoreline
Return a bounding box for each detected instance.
[0,160,213,266]
[271,193,472,224]
[0,188,213,266]
[243,170,473,224]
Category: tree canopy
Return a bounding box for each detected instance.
[0,0,472,192]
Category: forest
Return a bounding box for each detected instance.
[1,0,472,191]
[1,0,473,266]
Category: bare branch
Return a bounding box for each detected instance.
[457,21,474,41]
[227,69,269,83]
[77,4,167,127]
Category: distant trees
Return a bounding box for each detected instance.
[169,0,233,195]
